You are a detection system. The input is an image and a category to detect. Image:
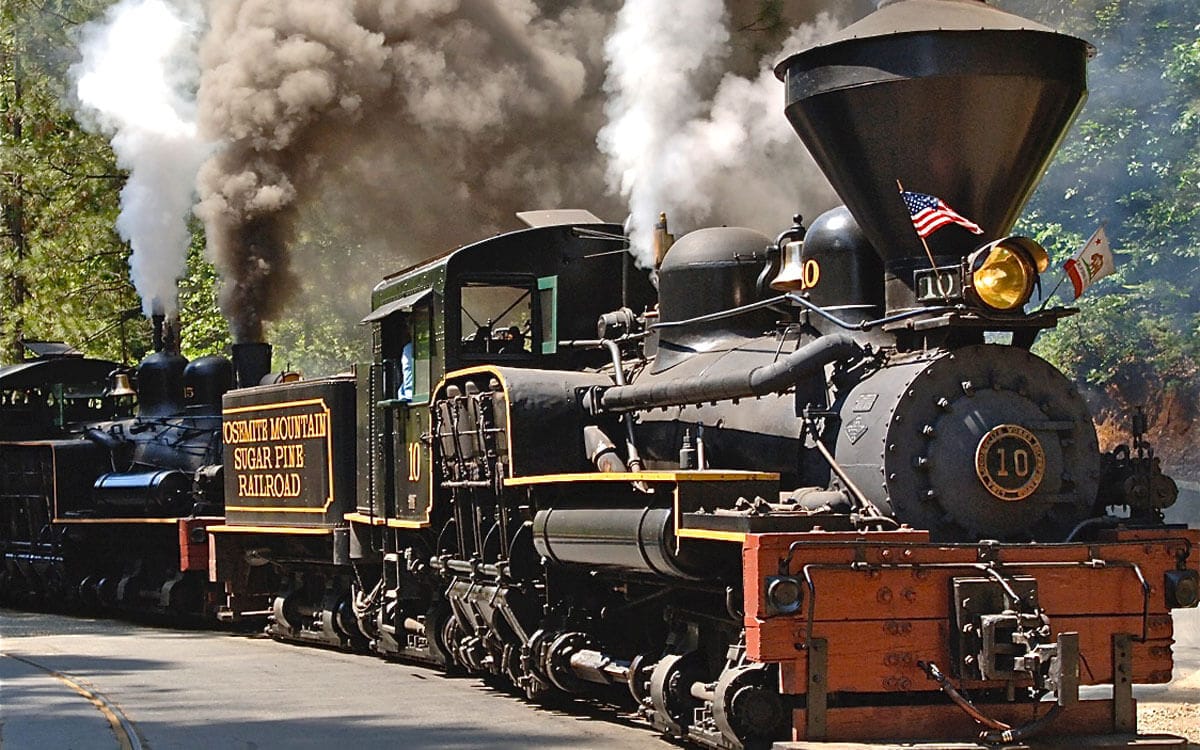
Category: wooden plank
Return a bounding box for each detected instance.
[745,566,1161,621]
[1056,616,1175,684]
[744,532,1197,572]
[791,699,1119,742]
[503,470,778,486]
[753,616,1174,693]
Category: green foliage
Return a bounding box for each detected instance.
[1013,0,1200,391]
[179,224,230,360]
[0,0,146,364]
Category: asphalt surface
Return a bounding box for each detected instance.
[0,609,661,750]
[1,608,1196,750]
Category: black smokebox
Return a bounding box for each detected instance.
[232,342,272,388]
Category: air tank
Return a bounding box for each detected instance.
[775,0,1091,312]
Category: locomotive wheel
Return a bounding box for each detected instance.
[519,629,556,702]
[649,652,705,736]
[271,589,299,637]
[160,572,202,615]
[424,603,455,667]
[78,574,103,607]
[441,614,467,669]
[712,664,785,748]
[333,596,370,650]
[542,631,591,695]
[627,653,654,706]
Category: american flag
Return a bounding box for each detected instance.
[901,191,983,238]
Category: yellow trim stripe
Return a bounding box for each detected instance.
[344,512,386,526]
[505,470,778,487]
[387,518,430,529]
[206,524,334,535]
[224,505,328,514]
[222,396,330,414]
[53,517,179,525]
[676,528,746,543]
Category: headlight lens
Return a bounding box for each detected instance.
[972,246,1035,311]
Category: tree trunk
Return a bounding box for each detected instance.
[1,43,29,362]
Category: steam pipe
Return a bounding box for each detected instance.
[594,334,864,413]
[650,294,788,330]
[785,293,956,332]
[232,342,273,388]
[602,339,644,471]
[151,313,165,352]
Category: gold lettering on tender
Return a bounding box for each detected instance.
[223,417,273,445]
[236,472,302,498]
[226,403,330,502]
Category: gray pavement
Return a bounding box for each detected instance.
[0,609,661,749]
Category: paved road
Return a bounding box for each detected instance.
[1,608,1196,749]
[0,609,661,750]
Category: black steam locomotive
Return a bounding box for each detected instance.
[2,1,1198,748]
[0,326,234,615]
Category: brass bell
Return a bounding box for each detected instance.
[107,371,136,398]
[769,240,807,292]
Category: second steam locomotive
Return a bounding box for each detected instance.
[2,1,1197,747]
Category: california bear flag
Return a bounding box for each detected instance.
[1064,226,1115,299]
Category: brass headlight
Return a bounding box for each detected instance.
[967,236,1048,312]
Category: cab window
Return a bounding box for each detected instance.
[459,279,539,358]
[379,306,433,405]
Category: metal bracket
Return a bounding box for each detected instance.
[1054,632,1080,706]
[806,637,828,740]
[1112,633,1135,733]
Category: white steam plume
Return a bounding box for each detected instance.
[599,5,842,265]
[662,19,843,230]
[73,0,210,317]
[598,0,730,266]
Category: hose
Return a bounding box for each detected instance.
[919,660,1067,744]
[918,660,1011,731]
[980,704,1065,744]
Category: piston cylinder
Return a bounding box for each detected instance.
[532,507,703,579]
[93,469,190,515]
